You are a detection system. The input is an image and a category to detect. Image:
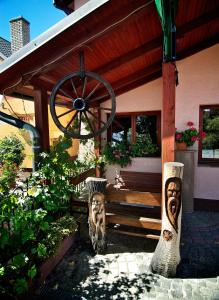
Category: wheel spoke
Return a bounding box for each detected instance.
[82,76,87,98]
[65,111,79,130]
[83,111,95,134]
[89,93,109,103]
[70,78,79,98]
[57,108,75,119]
[87,109,107,127]
[78,111,82,134]
[86,82,101,100]
[59,88,75,101]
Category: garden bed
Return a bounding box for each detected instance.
[38,230,78,284]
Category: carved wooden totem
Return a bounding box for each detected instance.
[86,177,107,254]
[150,162,184,277]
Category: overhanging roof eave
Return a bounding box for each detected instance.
[0,0,109,75]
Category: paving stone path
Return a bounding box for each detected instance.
[37,212,219,300]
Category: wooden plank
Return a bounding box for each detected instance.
[106,214,161,231]
[106,202,161,218]
[162,62,175,165]
[120,171,162,193]
[33,89,50,151]
[108,229,160,240]
[70,168,95,185]
[105,189,161,206]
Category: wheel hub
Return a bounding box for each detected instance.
[73,97,86,111]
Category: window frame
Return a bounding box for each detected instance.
[107,110,161,155]
[199,104,219,165]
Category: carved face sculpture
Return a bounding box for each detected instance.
[91,192,104,214]
[165,177,182,233]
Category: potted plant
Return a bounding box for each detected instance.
[175,121,206,150]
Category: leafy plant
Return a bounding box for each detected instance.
[27,136,76,216]
[131,134,159,157]
[102,142,132,167]
[103,134,159,167]
[202,116,219,150]
[0,135,25,166]
[0,136,80,298]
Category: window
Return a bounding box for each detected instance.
[107,111,161,157]
[199,105,219,164]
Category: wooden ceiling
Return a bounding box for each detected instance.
[0,0,219,102]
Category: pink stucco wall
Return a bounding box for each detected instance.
[103,44,219,200]
[176,44,219,200]
[102,77,162,183]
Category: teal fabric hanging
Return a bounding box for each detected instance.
[155,0,178,61]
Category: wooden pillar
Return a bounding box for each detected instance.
[34,89,50,151]
[150,162,184,277]
[94,106,101,177]
[162,62,176,166]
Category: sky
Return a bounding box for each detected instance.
[0,0,66,41]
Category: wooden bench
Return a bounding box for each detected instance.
[105,171,162,239]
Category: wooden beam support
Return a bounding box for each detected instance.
[34,89,50,151]
[162,62,176,166]
[94,106,102,177]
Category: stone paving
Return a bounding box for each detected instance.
[37,212,219,300]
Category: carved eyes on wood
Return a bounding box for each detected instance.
[165,177,182,233]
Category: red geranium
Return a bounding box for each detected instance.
[201,131,207,139]
[187,121,194,127]
[176,133,183,140]
[191,136,198,142]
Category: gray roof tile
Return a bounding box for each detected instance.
[0,37,12,58]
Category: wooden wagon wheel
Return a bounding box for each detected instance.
[50,65,116,139]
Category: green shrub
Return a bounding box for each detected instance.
[0,136,79,298]
[0,135,25,166]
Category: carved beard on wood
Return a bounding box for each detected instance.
[165,177,182,233]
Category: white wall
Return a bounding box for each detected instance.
[103,44,219,200]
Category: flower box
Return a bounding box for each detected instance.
[37,230,78,284]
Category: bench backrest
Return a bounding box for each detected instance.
[119,171,162,193]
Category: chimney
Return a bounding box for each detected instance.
[10,16,30,53]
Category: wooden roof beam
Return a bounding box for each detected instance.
[40,8,219,83]
[177,34,219,61]
[177,8,219,37]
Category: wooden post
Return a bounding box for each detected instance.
[34,89,50,151]
[150,162,184,277]
[162,62,176,166]
[94,106,101,177]
[86,177,107,254]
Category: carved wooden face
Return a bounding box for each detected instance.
[165,177,182,233]
[91,193,104,213]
